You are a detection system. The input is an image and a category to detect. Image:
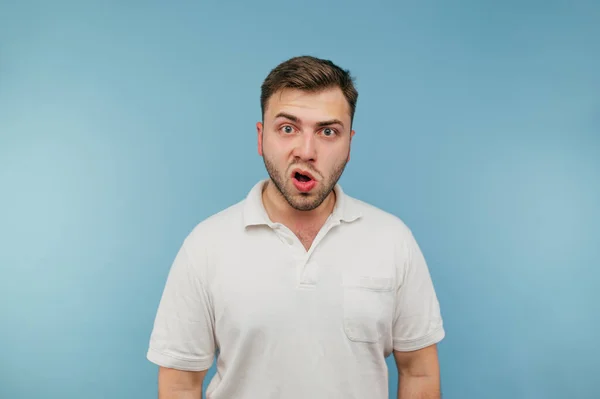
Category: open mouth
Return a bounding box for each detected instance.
[291,169,317,192]
[294,171,313,182]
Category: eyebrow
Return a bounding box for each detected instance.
[274,112,300,123]
[274,112,345,129]
[316,119,344,128]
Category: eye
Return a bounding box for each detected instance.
[281,125,295,134]
[321,127,336,137]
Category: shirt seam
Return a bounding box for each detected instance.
[147,347,213,364]
[393,324,445,344]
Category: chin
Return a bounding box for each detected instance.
[292,194,325,211]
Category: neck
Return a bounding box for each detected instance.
[262,180,336,229]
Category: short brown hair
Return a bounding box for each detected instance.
[260,55,359,125]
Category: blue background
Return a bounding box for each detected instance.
[1,1,598,398]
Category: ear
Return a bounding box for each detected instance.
[256,122,264,156]
[347,129,355,162]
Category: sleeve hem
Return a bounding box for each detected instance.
[146,348,214,371]
[393,326,445,352]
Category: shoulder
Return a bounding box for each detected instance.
[345,194,415,241]
[179,199,246,258]
[342,194,426,278]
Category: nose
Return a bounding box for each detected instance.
[292,132,317,162]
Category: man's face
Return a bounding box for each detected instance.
[257,87,355,211]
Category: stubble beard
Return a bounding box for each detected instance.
[262,154,348,212]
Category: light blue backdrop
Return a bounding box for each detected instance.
[1,1,598,398]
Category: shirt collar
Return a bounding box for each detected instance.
[242,179,362,228]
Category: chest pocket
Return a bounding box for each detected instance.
[342,273,395,343]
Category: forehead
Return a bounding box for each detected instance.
[265,87,351,124]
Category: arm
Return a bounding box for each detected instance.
[392,229,445,398]
[146,238,216,398]
[394,344,441,399]
[158,367,207,399]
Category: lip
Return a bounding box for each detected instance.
[291,168,317,181]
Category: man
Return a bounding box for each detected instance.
[147,55,445,398]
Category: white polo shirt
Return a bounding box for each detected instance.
[147,179,445,399]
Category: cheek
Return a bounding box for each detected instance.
[322,147,348,165]
[264,137,290,157]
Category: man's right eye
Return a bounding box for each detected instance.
[282,125,294,134]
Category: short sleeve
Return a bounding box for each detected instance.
[392,231,445,351]
[146,240,216,371]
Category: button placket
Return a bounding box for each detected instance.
[274,227,308,286]
[293,251,308,285]
[273,219,341,288]
[299,260,318,286]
